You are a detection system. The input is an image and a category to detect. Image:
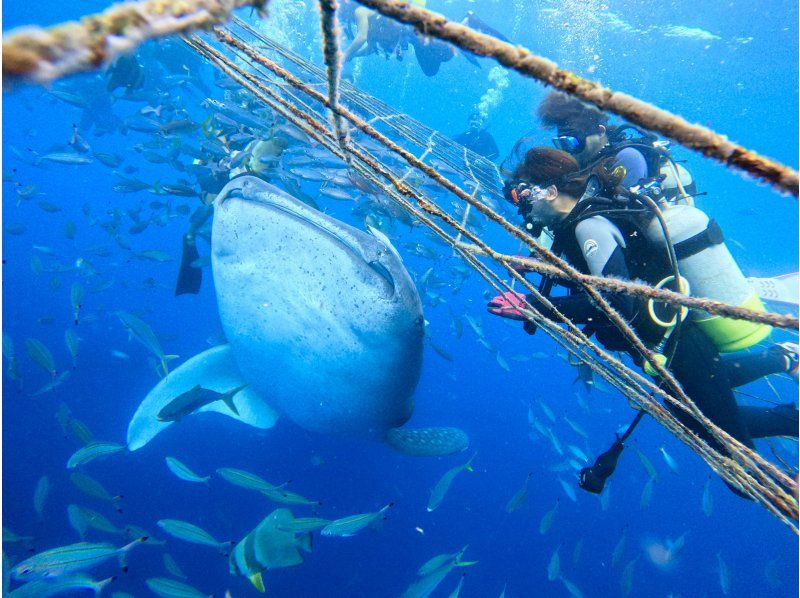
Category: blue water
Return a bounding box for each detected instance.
[3,0,798,596]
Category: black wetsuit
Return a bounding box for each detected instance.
[409,34,454,76]
[453,129,500,161]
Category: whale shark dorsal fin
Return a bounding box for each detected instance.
[126,345,279,451]
[386,427,469,457]
[366,225,402,261]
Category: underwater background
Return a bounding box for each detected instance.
[3,0,798,596]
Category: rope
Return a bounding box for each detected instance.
[196,27,798,529]
[317,0,350,153]
[457,249,796,331]
[2,0,267,86]
[352,0,800,198]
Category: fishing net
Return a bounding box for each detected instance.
[3,0,798,531]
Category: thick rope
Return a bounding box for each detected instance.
[2,0,267,86]
[195,29,798,528]
[461,249,796,330]
[352,0,799,198]
[317,0,349,152]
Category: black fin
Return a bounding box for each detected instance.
[175,232,202,296]
[410,35,454,77]
[462,52,481,68]
[464,12,509,42]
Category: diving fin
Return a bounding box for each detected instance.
[386,426,469,456]
[175,232,202,296]
[175,204,214,296]
[747,272,799,307]
[461,52,481,68]
[464,11,509,42]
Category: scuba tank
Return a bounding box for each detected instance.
[644,204,772,352]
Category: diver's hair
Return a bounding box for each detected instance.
[511,147,588,197]
[537,90,609,132]
[499,131,538,178]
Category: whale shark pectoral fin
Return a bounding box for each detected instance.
[385,427,469,457]
[126,345,279,451]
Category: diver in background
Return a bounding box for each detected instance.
[488,147,798,495]
[341,0,410,64]
[340,1,504,77]
[453,112,500,161]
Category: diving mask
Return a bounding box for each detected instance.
[506,182,551,206]
[552,132,586,154]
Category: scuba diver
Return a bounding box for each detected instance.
[340,1,505,77]
[341,1,413,65]
[507,90,799,391]
[340,0,452,76]
[487,146,799,495]
[453,112,500,161]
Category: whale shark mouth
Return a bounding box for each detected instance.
[223,185,397,300]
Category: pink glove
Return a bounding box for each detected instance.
[487,291,528,320]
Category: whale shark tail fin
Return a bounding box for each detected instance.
[386,427,469,457]
[127,345,279,451]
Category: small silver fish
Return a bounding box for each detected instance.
[547,545,561,581]
[165,457,210,484]
[157,519,228,551]
[158,385,244,422]
[504,472,532,513]
[145,577,209,598]
[702,477,713,517]
[659,446,679,474]
[717,552,731,595]
[66,442,125,469]
[539,499,559,535]
[34,476,50,520]
[321,503,393,537]
[427,454,476,512]
[11,538,145,580]
[38,153,93,166]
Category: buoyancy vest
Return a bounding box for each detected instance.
[549,195,675,349]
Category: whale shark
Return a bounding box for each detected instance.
[127,176,467,457]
